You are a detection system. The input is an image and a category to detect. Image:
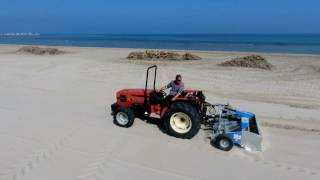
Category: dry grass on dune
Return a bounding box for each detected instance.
[181,52,202,60]
[218,55,274,70]
[17,46,65,55]
[127,50,201,60]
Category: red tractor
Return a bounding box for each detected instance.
[111,65,263,151]
[111,65,207,139]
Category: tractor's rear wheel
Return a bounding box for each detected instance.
[164,102,201,139]
[113,107,135,128]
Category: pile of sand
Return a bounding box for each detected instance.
[181,52,202,60]
[218,55,273,70]
[17,46,65,55]
[127,50,201,60]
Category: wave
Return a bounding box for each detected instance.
[0,33,40,36]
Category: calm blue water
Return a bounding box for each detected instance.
[1,34,320,54]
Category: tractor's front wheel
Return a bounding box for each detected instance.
[164,102,201,139]
[113,107,135,128]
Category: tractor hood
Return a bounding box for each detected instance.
[116,89,150,97]
[115,89,152,106]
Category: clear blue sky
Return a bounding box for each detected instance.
[0,0,319,34]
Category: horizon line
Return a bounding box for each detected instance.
[1,33,320,35]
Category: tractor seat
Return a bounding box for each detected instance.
[150,91,164,105]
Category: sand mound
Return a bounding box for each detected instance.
[181,52,201,60]
[218,55,273,70]
[17,46,65,55]
[127,50,201,60]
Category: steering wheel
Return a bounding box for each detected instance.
[159,90,167,98]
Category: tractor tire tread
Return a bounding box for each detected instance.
[113,107,135,128]
[213,134,233,151]
[164,102,201,139]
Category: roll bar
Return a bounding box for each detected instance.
[144,65,157,113]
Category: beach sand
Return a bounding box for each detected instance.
[0,45,320,180]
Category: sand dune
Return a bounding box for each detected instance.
[0,45,320,180]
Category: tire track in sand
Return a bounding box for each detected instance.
[0,122,84,180]
[190,138,320,177]
[73,134,201,180]
[73,136,124,180]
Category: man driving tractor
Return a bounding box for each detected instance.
[112,65,262,151]
[158,74,184,104]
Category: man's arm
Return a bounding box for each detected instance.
[158,85,167,91]
[171,93,180,101]
[157,81,172,92]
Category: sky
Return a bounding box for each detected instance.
[0,0,319,34]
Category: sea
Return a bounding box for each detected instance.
[1,34,320,55]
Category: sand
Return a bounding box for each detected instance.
[0,45,320,180]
